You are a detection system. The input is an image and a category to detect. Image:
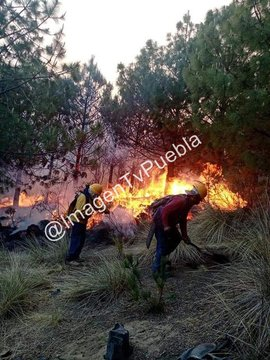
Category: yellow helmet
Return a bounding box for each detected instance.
[89,183,103,196]
[193,181,207,200]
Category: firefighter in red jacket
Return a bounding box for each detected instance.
[152,181,207,274]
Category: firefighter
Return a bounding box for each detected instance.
[65,183,103,265]
[152,181,207,275]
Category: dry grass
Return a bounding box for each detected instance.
[170,241,204,265]
[64,254,138,306]
[233,201,270,260]
[0,247,11,269]
[0,254,50,318]
[0,199,268,359]
[209,199,270,358]
[212,258,270,358]
[139,226,204,266]
[188,205,247,246]
[27,307,64,327]
[24,235,69,265]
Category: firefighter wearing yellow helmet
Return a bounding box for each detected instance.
[151,181,207,275]
[66,183,103,265]
[89,183,103,196]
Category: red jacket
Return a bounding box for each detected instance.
[161,195,193,238]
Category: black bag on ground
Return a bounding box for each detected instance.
[104,323,133,360]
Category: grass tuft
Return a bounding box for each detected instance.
[170,241,204,265]
[233,202,270,260]
[27,308,64,327]
[25,235,69,265]
[212,257,270,358]
[188,205,246,246]
[64,254,139,306]
[0,254,50,318]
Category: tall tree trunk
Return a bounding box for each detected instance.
[108,163,114,185]
[13,168,23,207]
[44,155,54,204]
[73,144,83,188]
[129,162,137,189]
[165,162,175,193]
[108,141,117,186]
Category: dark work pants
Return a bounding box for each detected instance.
[66,222,86,261]
[152,208,182,273]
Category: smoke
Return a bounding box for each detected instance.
[103,206,137,238]
[1,206,51,232]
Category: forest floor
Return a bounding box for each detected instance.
[0,239,231,360]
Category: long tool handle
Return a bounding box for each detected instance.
[188,241,212,256]
[146,222,155,249]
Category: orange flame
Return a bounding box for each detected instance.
[113,163,247,216]
[199,163,247,210]
[113,172,194,217]
[18,192,44,207]
[0,192,44,208]
[0,163,247,221]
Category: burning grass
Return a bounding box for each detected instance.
[0,254,50,318]
[0,192,44,209]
